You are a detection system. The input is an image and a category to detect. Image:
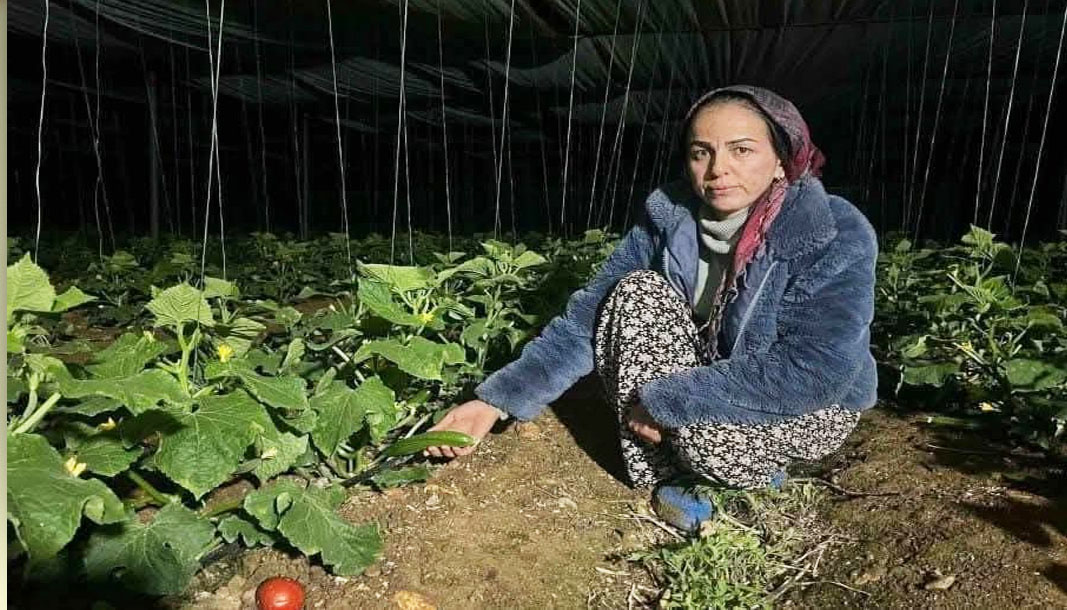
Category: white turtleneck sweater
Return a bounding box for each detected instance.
[693,205,752,322]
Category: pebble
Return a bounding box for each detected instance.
[392,590,437,610]
[923,571,957,591]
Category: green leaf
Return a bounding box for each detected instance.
[217,514,279,547]
[371,465,431,489]
[280,338,306,373]
[244,480,382,576]
[58,396,123,417]
[7,328,26,353]
[358,263,434,293]
[54,369,187,415]
[360,377,399,443]
[71,434,143,477]
[85,333,169,379]
[252,420,309,482]
[7,254,57,317]
[207,360,309,412]
[7,433,127,560]
[202,276,240,300]
[353,336,451,381]
[357,280,421,327]
[310,379,378,456]
[52,286,95,312]
[902,361,960,387]
[145,283,214,328]
[215,317,266,358]
[84,503,215,595]
[153,391,270,499]
[512,250,547,269]
[1005,359,1067,391]
[8,376,28,403]
[274,306,302,329]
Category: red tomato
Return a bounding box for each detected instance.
[255,576,305,610]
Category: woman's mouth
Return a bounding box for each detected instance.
[705,186,737,196]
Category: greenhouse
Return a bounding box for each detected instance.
[5,0,1067,607]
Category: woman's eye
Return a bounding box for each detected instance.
[690,149,708,160]
[734,146,752,155]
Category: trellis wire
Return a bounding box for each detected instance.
[986,0,1028,229]
[436,0,453,251]
[390,0,410,262]
[326,0,354,280]
[904,0,934,231]
[199,0,227,282]
[559,0,582,235]
[973,0,996,226]
[69,0,109,259]
[34,0,50,261]
[494,0,517,241]
[912,0,960,242]
[1013,0,1067,283]
[587,0,623,229]
[1006,0,1051,233]
[483,16,502,237]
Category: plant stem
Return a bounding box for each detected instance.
[127,470,175,507]
[199,496,245,519]
[12,392,61,434]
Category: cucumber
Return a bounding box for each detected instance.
[383,431,477,457]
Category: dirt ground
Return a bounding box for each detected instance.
[173,384,1067,610]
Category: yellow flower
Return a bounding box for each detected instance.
[417,312,435,324]
[64,456,88,477]
[143,330,156,343]
[217,343,235,363]
[978,402,997,412]
[98,417,118,431]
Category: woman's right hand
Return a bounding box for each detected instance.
[422,399,501,459]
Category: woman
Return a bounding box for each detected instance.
[423,85,878,533]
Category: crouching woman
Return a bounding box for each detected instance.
[423,85,878,533]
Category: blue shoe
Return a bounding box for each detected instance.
[651,484,715,534]
[769,469,788,490]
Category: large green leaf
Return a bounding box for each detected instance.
[52,286,95,312]
[901,361,960,387]
[153,391,271,499]
[361,377,399,443]
[357,280,421,327]
[70,433,143,477]
[244,480,382,576]
[1005,359,1067,391]
[353,336,453,381]
[86,333,169,379]
[217,514,279,547]
[7,433,127,560]
[215,317,266,358]
[512,250,547,270]
[310,377,394,456]
[54,368,187,415]
[202,276,240,300]
[7,254,56,317]
[252,419,309,482]
[206,360,308,412]
[358,263,434,293]
[146,283,214,328]
[84,503,215,595]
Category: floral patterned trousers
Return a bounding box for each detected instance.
[593,270,860,489]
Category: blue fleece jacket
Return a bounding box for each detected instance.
[474,175,879,427]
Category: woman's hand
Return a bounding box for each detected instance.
[422,399,501,459]
[628,402,664,444]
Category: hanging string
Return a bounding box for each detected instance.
[622,33,664,231]
[436,0,453,252]
[494,0,517,241]
[1013,0,1066,283]
[325,0,354,280]
[33,0,50,261]
[586,0,623,229]
[185,46,196,241]
[904,0,934,231]
[986,0,1028,228]
[169,44,182,237]
[1006,0,1051,233]
[900,0,914,233]
[69,0,108,260]
[558,0,582,236]
[199,0,227,282]
[483,16,502,237]
[602,0,646,231]
[403,77,414,263]
[645,34,679,207]
[974,0,997,226]
[912,0,960,242]
[252,1,270,234]
[391,0,410,262]
[141,47,175,236]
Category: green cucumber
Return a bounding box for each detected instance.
[383,431,477,457]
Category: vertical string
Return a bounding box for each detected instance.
[586,0,623,229]
[1013,0,1067,282]
[252,1,271,234]
[559,0,583,235]
[974,0,997,226]
[34,0,50,261]
[437,0,453,252]
[912,0,960,241]
[325,0,354,280]
[904,0,934,231]
[494,0,517,241]
[391,0,410,262]
[986,0,1028,228]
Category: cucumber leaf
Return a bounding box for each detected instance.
[7,254,56,317]
[84,503,215,595]
[146,283,214,328]
[244,480,382,576]
[86,333,169,379]
[7,433,127,561]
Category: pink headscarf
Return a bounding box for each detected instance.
[682,85,825,280]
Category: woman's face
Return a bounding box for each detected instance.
[686,102,785,219]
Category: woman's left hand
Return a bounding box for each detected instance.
[628,402,664,444]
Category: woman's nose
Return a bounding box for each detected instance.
[704,153,725,181]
